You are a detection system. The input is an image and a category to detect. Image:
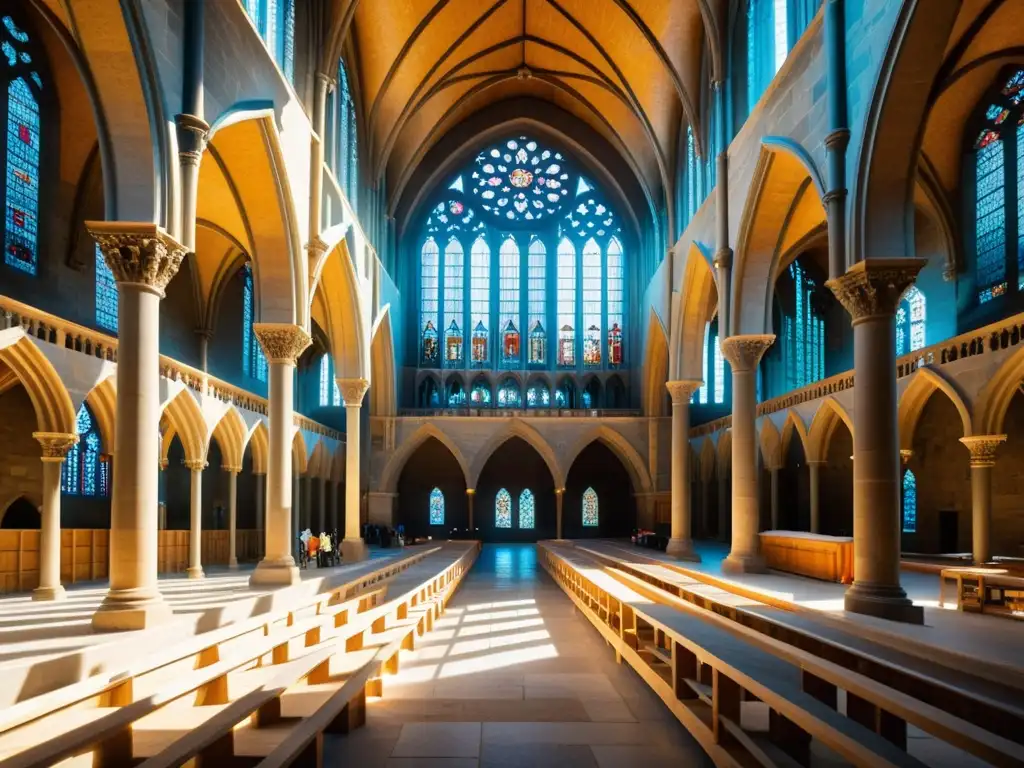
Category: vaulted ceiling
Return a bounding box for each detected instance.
[327,0,723,234]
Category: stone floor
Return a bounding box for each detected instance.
[326,544,711,768]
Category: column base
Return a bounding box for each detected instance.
[228,558,239,570]
[665,538,701,562]
[250,557,301,587]
[91,590,173,631]
[341,538,369,563]
[722,551,767,574]
[32,584,67,601]
[844,582,924,625]
[186,566,205,580]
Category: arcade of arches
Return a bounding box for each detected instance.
[2,0,1024,636]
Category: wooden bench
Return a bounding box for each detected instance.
[940,566,1024,619]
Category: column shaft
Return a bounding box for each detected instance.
[809,462,822,533]
[718,472,729,542]
[556,490,564,540]
[466,490,475,533]
[701,479,711,539]
[970,464,992,564]
[32,439,73,601]
[227,469,238,568]
[770,468,779,531]
[666,381,701,560]
[318,476,327,533]
[337,381,370,563]
[187,465,204,579]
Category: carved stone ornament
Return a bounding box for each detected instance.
[174,113,210,167]
[222,465,242,474]
[899,449,913,466]
[825,258,926,322]
[253,323,312,364]
[336,378,370,406]
[33,432,78,461]
[184,458,209,472]
[719,334,775,373]
[666,380,703,405]
[960,435,1006,468]
[86,222,187,296]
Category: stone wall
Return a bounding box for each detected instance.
[0,387,43,521]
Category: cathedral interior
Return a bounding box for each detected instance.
[0,0,1023,766]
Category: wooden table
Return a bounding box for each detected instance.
[758,531,854,584]
[939,566,1024,619]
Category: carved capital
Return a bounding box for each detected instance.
[720,334,775,373]
[825,258,926,322]
[184,458,208,472]
[942,263,957,283]
[712,246,733,271]
[666,380,703,405]
[960,435,1006,468]
[336,378,370,406]
[253,323,312,364]
[33,432,78,461]
[306,236,329,260]
[222,465,242,474]
[899,449,913,466]
[175,113,210,167]
[86,222,187,297]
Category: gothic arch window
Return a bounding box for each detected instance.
[582,238,602,367]
[444,237,464,367]
[557,237,576,367]
[693,317,726,405]
[780,259,825,390]
[526,380,550,408]
[901,469,917,533]
[519,489,535,529]
[242,0,295,83]
[528,237,547,367]
[243,265,268,382]
[318,353,340,407]
[497,377,520,408]
[446,377,465,407]
[582,486,599,527]
[2,13,44,276]
[470,377,490,406]
[607,238,624,367]
[499,236,520,366]
[420,236,440,364]
[495,488,512,528]
[471,236,491,366]
[896,286,926,356]
[95,245,117,331]
[747,0,788,113]
[62,404,108,497]
[429,487,444,526]
[970,68,1024,303]
[326,59,357,208]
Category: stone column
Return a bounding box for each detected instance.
[254,472,265,543]
[827,258,925,623]
[184,459,206,579]
[465,488,475,533]
[555,488,565,540]
[224,465,240,568]
[251,325,311,587]
[88,223,185,630]
[769,466,780,530]
[317,476,327,533]
[158,458,169,530]
[701,477,711,539]
[293,472,302,539]
[666,380,703,561]
[32,433,78,601]
[338,379,370,562]
[720,336,775,574]
[808,461,823,533]
[960,436,1006,565]
[717,469,729,542]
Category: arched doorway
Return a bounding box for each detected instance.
[396,437,468,537]
[564,442,636,538]
[476,437,556,542]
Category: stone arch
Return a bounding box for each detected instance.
[380,422,471,493]
[564,425,652,495]
[0,497,41,529]
[670,242,717,380]
[807,398,854,463]
[291,430,309,476]
[83,374,116,455]
[308,441,330,480]
[312,231,369,382]
[898,367,972,450]
[642,308,669,416]
[244,420,269,474]
[369,305,396,417]
[468,421,562,490]
[779,409,810,462]
[161,389,208,463]
[0,328,76,435]
[716,430,732,477]
[732,140,827,336]
[758,419,782,470]
[211,407,247,470]
[975,344,1024,435]
[699,438,716,483]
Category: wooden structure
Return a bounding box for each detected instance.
[758,531,854,583]
[940,566,1024,620]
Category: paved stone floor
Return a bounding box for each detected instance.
[326,544,711,767]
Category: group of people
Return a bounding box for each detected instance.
[296,528,339,568]
[362,523,406,549]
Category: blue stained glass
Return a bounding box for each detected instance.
[63,405,105,496]
[282,0,295,83]
[1,41,13,66]
[975,138,1006,294]
[496,488,512,528]
[497,379,520,407]
[319,354,330,406]
[713,329,724,404]
[2,16,29,43]
[429,487,444,525]
[582,487,599,527]
[557,238,575,367]
[5,77,40,275]
[499,237,520,365]
[243,265,253,375]
[76,404,92,434]
[82,433,98,495]
[1018,122,1024,285]
[519,489,535,529]
[699,322,709,404]
[471,237,490,364]
[95,245,118,331]
[902,469,917,533]
[333,379,341,407]
[61,441,79,494]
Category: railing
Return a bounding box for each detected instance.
[398,407,643,418]
[0,295,343,442]
[691,312,1024,438]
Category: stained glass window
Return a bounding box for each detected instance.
[582,487,599,527]
[582,238,601,367]
[95,244,118,331]
[447,379,466,406]
[1018,121,1024,289]
[319,354,330,406]
[901,469,917,533]
[429,487,444,526]
[242,0,294,84]
[470,379,490,406]
[470,137,573,224]
[783,261,824,389]
[607,238,623,366]
[61,404,107,497]
[526,382,550,407]
[528,238,546,366]
[495,488,512,528]
[896,286,926,356]
[697,323,710,404]
[499,237,520,365]
[420,237,440,364]
[519,489,535,529]
[444,238,464,366]
[497,378,520,408]
[557,237,576,367]
[975,138,1005,298]
[243,265,268,382]
[713,329,725,404]
[471,237,490,365]
[4,35,41,276]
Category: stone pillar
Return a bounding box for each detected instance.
[88,223,185,630]
[465,488,475,533]
[185,459,206,579]
[254,472,265,541]
[158,458,169,530]
[301,476,312,530]
[826,258,925,623]
[330,481,340,533]
[317,475,327,533]
[250,325,311,587]
[717,469,729,542]
[293,472,302,539]
[769,467,780,531]
[555,488,565,540]
[338,379,370,562]
[666,380,703,561]
[32,433,78,601]
[224,465,240,568]
[701,478,711,539]
[720,336,775,574]
[808,461,823,533]
[960,436,1006,565]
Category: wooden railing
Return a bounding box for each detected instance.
[691,312,1024,438]
[0,295,343,442]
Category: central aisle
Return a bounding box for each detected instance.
[328,544,710,767]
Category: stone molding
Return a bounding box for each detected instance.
[825,258,926,322]
[959,435,1006,468]
[174,113,210,167]
[253,323,312,364]
[184,458,209,472]
[665,380,703,405]
[33,432,78,461]
[720,334,775,373]
[222,465,242,474]
[337,378,370,406]
[86,222,187,296]
[899,449,913,466]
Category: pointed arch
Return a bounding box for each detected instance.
[312,232,370,382]
[83,373,116,455]
[974,342,1024,436]
[779,410,810,462]
[211,407,247,470]
[807,397,854,462]
[245,420,269,474]
[291,429,309,475]
[0,328,76,435]
[699,437,716,483]
[564,425,652,494]
[370,305,397,417]
[758,419,782,470]
[468,420,562,490]
[670,241,717,381]
[642,308,670,416]
[161,389,208,464]
[380,422,471,493]
[308,440,330,479]
[898,367,972,450]
[716,430,733,477]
